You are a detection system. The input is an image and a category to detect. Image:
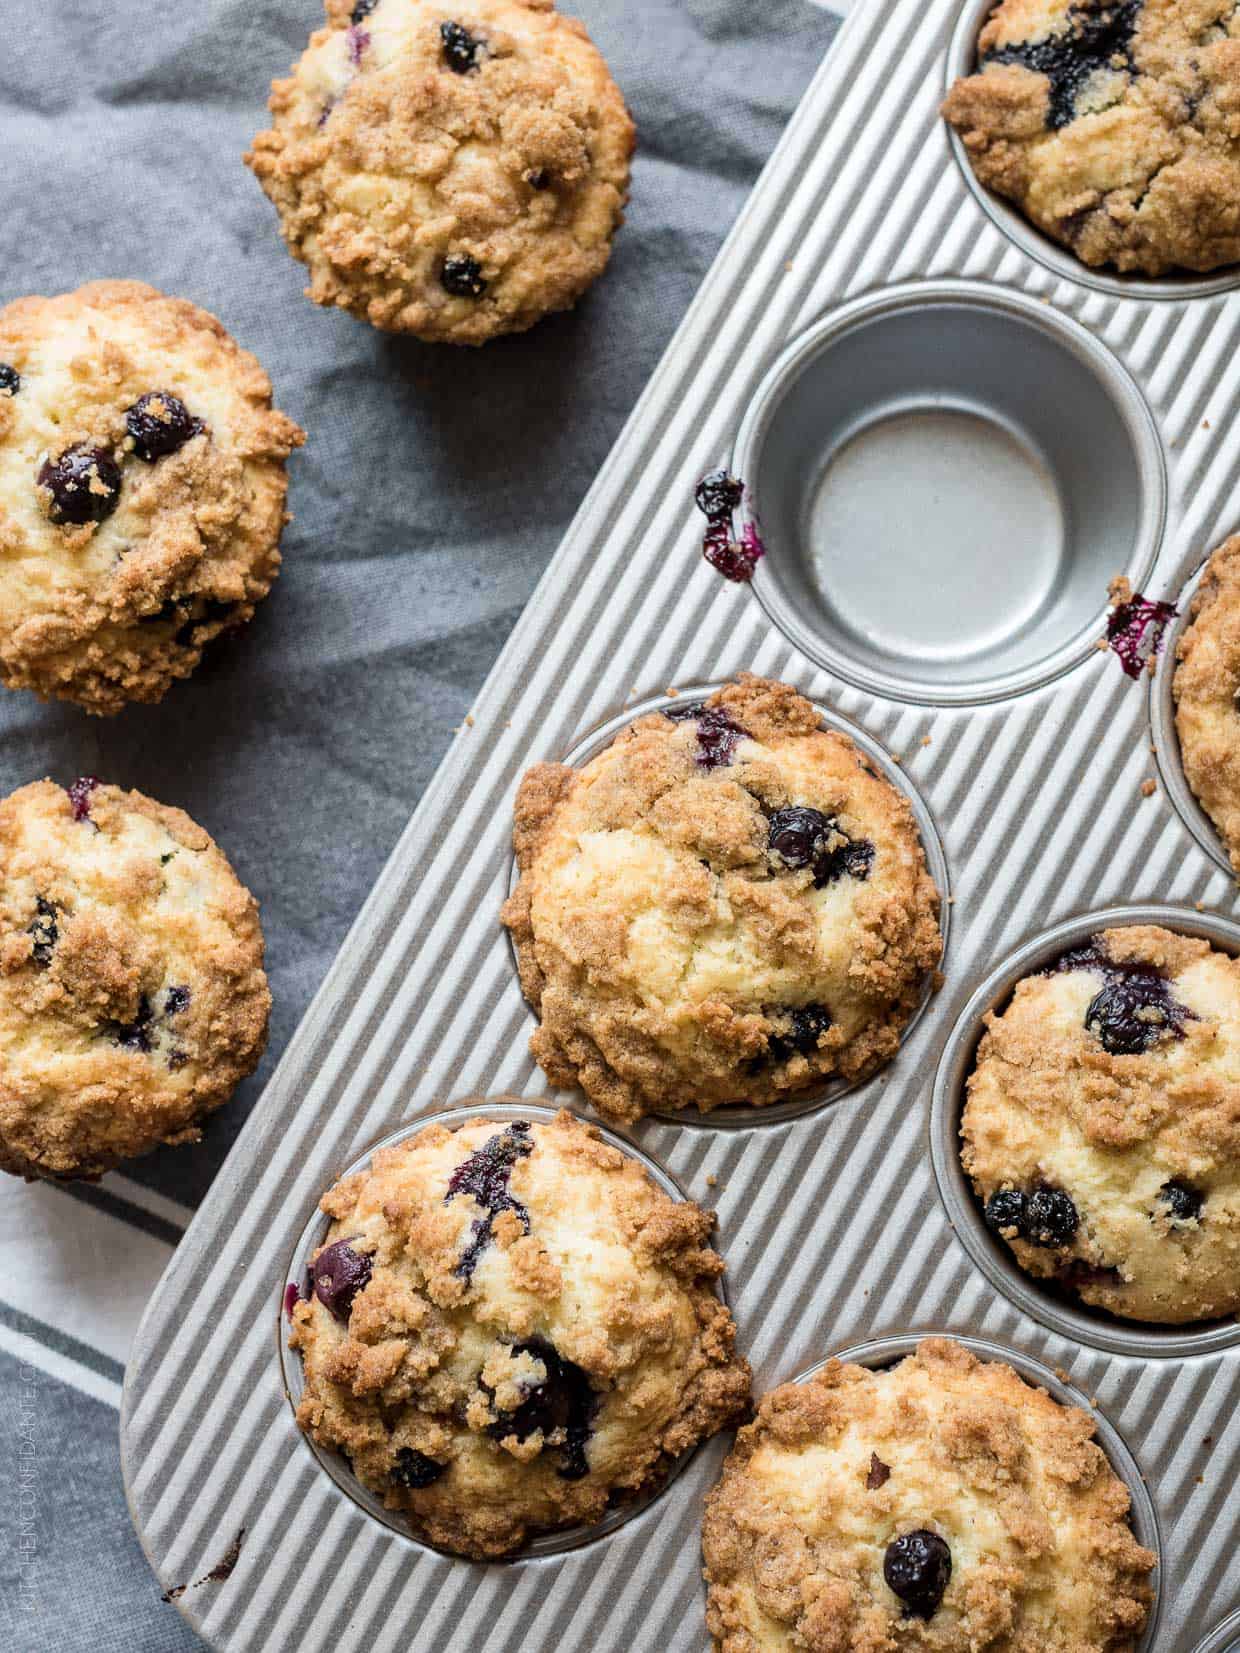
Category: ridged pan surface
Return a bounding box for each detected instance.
[121,0,1240,1647]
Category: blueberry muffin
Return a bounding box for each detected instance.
[0,779,269,1181]
[501,675,942,1123]
[702,1337,1155,1653]
[943,0,1240,276]
[1174,535,1240,871]
[247,0,634,344]
[964,924,1240,1323]
[288,1107,750,1557]
[0,281,303,714]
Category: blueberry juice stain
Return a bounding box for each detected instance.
[693,470,765,583]
[1106,590,1177,679]
[444,1122,534,1278]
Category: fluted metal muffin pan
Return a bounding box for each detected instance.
[122,0,1240,1646]
[278,1100,728,1560]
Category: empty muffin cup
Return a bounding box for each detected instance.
[944,0,1240,300]
[1149,557,1234,878]
[782,1333,1161,1652]
[506,685,950,1129]
[733,281,1165,704]
[930,904,1240,1358]
[278,1099,734,1560]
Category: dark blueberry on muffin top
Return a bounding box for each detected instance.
[38,444,123,526]
[440,20,484,72]
[440,254,488,298]
[126,391,204,461]
[883,1529,952,1619]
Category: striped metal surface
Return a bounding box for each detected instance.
[122,0,1240,1647]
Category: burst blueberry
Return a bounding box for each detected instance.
[440,254,487,298]
[111,995,155,1053]
[883,1530,952,1619]
[38,444,123,526]
[445,1122,533,1278]
[350,0,377,19]
[312,1238,373,1322]
[663,703,749,771]
[767,806,874,887]
[982,0,1140,129]
[28,897,58,968]
[0,364,20,396]
[766,1004,832,1063]
[164,984,191,1017]
[126,391,204,461]
[390,1448,448,1489]
[485,1338,596,1481]
[440,20,483,72]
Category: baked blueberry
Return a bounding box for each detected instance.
[767,805,833,871]
[164,984,191,1017]
[38,444,123,526]
[1024,1186,1079,1248]
[1085,967,1190,1055]
[110,995,155,1054]
[694,470,744,521]
[984,1187,1027,1236]
[125,391,204,461]
[883,1529,952,1619]
[66,776,99,823]
[390,1448,448,1489]
[0,364,20,397]
[1159,1179,1203,1223]
[766,1004,832,1064]
[440,20,483,73]
[486,1337,597,1480]
[767,806,874,886]
[350,0,377,20]
[27,897,58,968]
[312,1238,373,1322]
[440,254,488,299]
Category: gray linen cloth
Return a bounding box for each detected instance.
[0,1,839,1647]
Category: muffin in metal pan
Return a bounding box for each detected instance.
[502,674,942,1123]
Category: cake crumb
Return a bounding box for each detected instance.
[921,735,932,747]
[1141,779,1156,797]
[706,1173,717,1188]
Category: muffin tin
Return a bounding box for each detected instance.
[121,0,1240,1647]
